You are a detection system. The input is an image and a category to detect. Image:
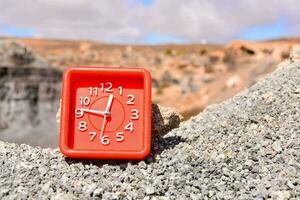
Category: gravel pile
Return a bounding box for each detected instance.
[0,60,299,199]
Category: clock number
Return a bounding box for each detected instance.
[124,122,134,132]
[75,109,84,118]
[118,86,123,96]
[79,97,90,106]
[89,132,97,141]
[127,95,135,105]
[88,87,98,96]
[78,121,87,132]
[116,132,124,142]
[101,135,110,145]
[131,109,139,120]
[100,82,113,93]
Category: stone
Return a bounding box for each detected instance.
[0,40,51,68]
[151,104,183,137]
[271,191,290,200]
[202,74,214,83]
[272,141,282,153]
[289,45,300,62]
[226,75,241,88]
[145,186,155,195]
[0,41,61,148]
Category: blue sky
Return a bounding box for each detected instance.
[2,19,290,44]
[239,17,289,41]
[2,26,37,38]
[138,0,153,6]
[0,0,299,44]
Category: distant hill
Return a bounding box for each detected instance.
[1,37,300,119]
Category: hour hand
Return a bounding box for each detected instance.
[76,108,105,117]
[104,94,114,115]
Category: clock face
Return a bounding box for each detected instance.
[59,67,152,159]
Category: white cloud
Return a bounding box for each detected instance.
[0,0,299,43]
[142,0,300,42]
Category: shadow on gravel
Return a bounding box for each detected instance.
[64,135,185,168]
[150,136,186,158]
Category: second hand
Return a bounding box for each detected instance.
[99,115,107,140]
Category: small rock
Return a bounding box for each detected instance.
[202,74,214,83]
[261,92,275,104]
[41,181,52,193]
[287,181,295,189]
[151,104,183,137]
[289,45,300,62]
[271,191,290,200]
[272,141,282,153]
[93,188,104,196]
[263,115,274,123]
[226,75,241,88]
[51,193,75,200]
[160,71,179,87]
[145,186,155,195]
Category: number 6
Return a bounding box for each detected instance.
[101,135,110,145]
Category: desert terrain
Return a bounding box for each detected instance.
[13,38,300,118]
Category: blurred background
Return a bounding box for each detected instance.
[0,0,299,147]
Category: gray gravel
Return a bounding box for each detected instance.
[0,60,299,199]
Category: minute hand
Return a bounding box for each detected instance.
[80,108,105,116]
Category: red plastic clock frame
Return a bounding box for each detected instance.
[59,66,152,159]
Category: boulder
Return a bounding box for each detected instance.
[0,40,51,68]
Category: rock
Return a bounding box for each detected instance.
[160,71,179,87]
[151,104,183,137]
[0,40,51,68]
[0,41,61,148]
[145,186,155,195]
[270,191,290,200]
[272,141,282,153]
[202,74,214,83]
[57,102,182,138]
[226,75,241,88]
[180,76,200,94]
[290,45,300,62]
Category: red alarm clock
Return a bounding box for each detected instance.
[59,66,152,159]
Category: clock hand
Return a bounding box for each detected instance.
[100,115,107,140]
[100,94,114,140]
[80,108,105,116]
[104,94,114,115]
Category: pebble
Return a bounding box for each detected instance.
[272,141,282,153]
